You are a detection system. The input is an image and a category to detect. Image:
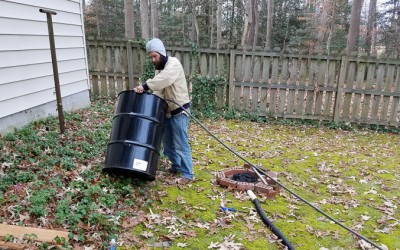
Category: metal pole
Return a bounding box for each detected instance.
[39,8,65,133]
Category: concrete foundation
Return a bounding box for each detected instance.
[0,90,90,135]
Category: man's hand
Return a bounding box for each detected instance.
[133,85,144,93]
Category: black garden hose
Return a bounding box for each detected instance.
[248,190,295,250]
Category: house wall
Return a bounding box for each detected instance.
[0,0,90,135]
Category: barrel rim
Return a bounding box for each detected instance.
[117,90,168,107]
[112,112,163,124]
[107,140,160,153]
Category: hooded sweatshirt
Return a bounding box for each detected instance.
[143,39,190,116]
[145,57,190,116]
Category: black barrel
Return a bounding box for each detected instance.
[103,91,168,180]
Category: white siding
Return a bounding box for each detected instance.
[0,0,90,133]
[0,35,85,50]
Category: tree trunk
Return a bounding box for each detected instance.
[229,0,235,44]
[124,0,135,39]
[366,0,377,55]
[95,0,101,37]
[346,0,363,55]
[189,1,199,44]
[210,0,215,47]
[140,0,150,39]
[326,0,337,55]
[265,0,273,50]
[252,0,259,49]
[390,0,399,56]
[150,0,159,38]
[241,0,256,49]
[216,0,222,49]
[315,1,329,53]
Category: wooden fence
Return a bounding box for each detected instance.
[87,38,400,127]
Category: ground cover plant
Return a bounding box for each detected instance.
[0,98,398,249]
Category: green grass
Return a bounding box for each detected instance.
[0,97,398,249]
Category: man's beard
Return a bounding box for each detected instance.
[154,54,167,70]
[154,61,164,70]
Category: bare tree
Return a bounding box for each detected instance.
[265,0,273,50]
[252,0,260,49]
[366,0,377,55]
[242,0,257,49]
[124,0,135,39]
[229,0,236,44]
[150,0,159,38]
[326,0,337,55]
[346,0,364,54]
[210,0,215,47]
[391,0,400,55]
[95,0,101,37]
[140,0,150,39]
[216,0,222,49]
[313,0,337,54]
[188,1,199,44]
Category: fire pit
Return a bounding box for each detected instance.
[215,164,280,199]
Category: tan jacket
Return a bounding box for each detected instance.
[145,57,190,115]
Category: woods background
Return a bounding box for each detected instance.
[83,0,400,57]
[84,0,400,127]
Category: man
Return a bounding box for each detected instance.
[133,38,194,184]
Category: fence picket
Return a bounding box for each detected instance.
[242,55,252,112]
[228,50,235,110]
[183,52,191,76]
[115,77,123,96]
[304,57,315,115]
[297,58,308,115]
[286,58,298,116]
[278,57,289,115]
[360,64,376,122]
[371,64,386,122]
[270,57,279,114]
[323,60,337,117]
[234,54,243,111]
[251,56,261,113]
[381,64,395,122]
[91,75,99,96]
[314,59,326,116]
[342,60,356,120]
[351,60,367,121]
[389,68,400,124]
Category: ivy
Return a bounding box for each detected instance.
[190,74,226,118]
[128,39,147,48]
[140,58,155,82]
[185,39,199,57]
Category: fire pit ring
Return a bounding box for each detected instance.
[215,164,280,199]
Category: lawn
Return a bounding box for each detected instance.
[0,98,398,249]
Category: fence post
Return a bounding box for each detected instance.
[126,41,135,90]
[333,56,348,123]
[228,50,235,110]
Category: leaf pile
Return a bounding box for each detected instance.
[0,98,398,249]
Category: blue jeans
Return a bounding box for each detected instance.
[162,113,194,179]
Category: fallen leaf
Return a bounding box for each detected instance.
[208,242,220,249]
[361,215,370,221]
[141,231,154,238]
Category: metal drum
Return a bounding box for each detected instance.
[103,91,167,180]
